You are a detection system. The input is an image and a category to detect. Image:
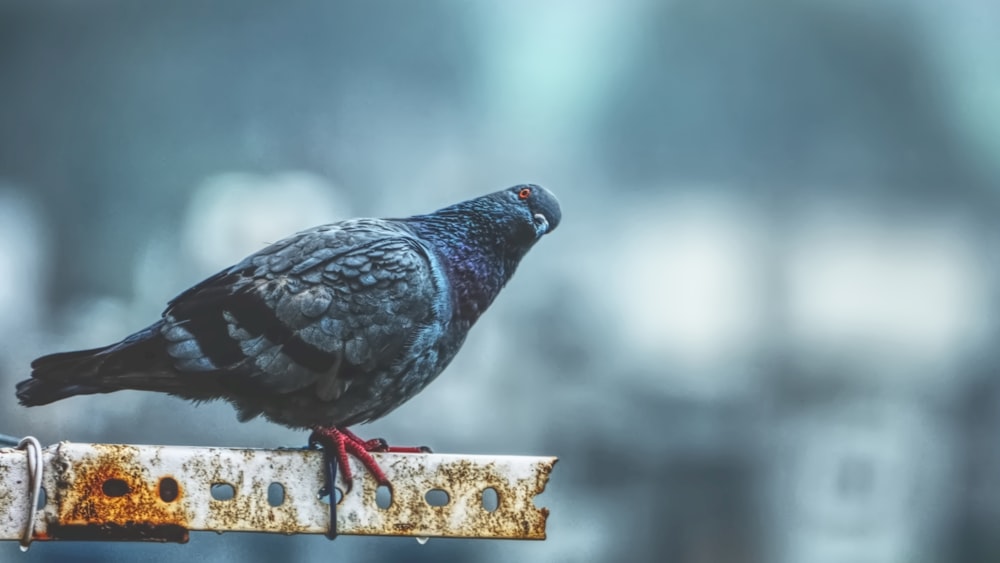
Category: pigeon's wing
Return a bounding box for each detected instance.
[160,220,441,401]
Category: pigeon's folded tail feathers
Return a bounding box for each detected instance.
[18,345,116,405]
[30,345,112,371]
[15,378,107,406]
[17,323,183,406]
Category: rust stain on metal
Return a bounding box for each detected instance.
[46,522,189,543]
[52,444,190,542]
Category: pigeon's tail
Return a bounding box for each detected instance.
[16,323,176,406]
[15,378,107,406]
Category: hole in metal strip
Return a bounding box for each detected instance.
[267,482,285,507]
[375,485,392,509]
[102,478,130,497]
[36,486,47,510]
[318,486,343,505]
[481,487,499,512]
[210,483,235,501]
[425,488,450,507]
[159,477,179,503]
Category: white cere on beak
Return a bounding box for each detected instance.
[533,213,549,235]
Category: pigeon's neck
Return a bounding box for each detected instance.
[406,211,526,324]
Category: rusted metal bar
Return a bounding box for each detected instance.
[0,442,555,544]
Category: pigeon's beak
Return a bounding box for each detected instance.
[532,213,550,236]
[532,187,561,236]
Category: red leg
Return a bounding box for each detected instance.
[335,427,390,453]
[310,426,389,488]
[308,428,431,541]
[309,426,433,490]
[336,427,433,454]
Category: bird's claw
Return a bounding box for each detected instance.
[359,438,432,454]
[363,437,390,452]
[308,425,433,523]
[384,444,433,453]
[309,427,391,492]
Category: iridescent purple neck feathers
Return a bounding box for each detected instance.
[403,185,561,324]
[405,209,523,323]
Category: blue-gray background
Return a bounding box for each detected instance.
[2,1,999,562]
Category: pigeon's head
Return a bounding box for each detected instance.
[411,183,561,263]
[410,184,561,320]
[495,184,561,243]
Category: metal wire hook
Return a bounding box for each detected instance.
[16,437,43,551]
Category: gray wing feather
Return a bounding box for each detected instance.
[161,220,440,400]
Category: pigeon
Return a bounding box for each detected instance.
[16,184,561,488]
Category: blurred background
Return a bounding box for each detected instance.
[1,0,999,561]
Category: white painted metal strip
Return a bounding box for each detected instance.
[0,442,555,544]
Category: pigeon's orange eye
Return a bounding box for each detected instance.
[518,187,532,200]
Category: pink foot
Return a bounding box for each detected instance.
[309,426,433,489]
